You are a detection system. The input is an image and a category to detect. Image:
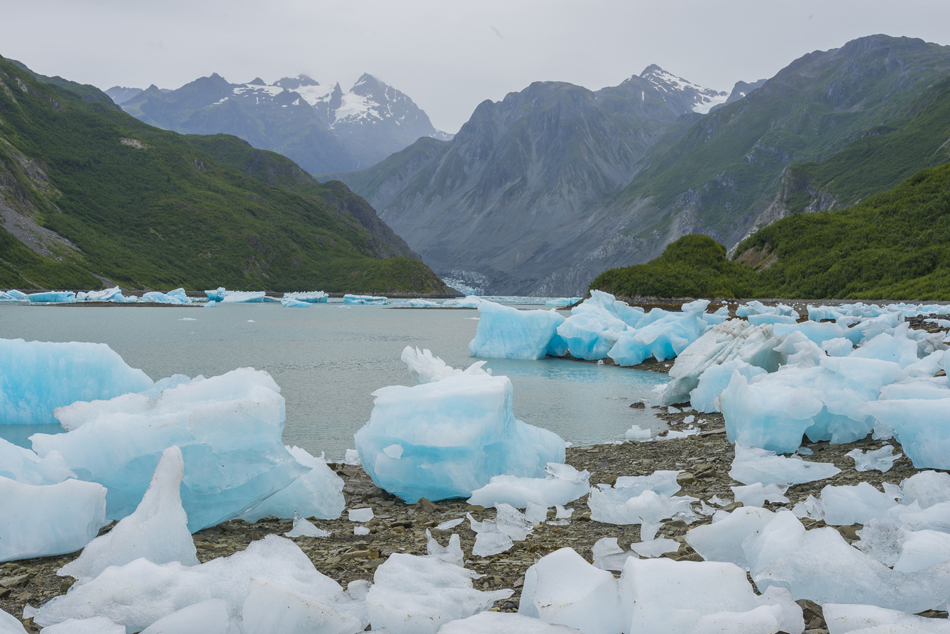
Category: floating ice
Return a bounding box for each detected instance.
[343,294,388,305]
[847,445,902,472]
[545,297,582,307]
[0,478,106,562]
[686,506,776,570]
[0,338,152,425]
[619,557,804,634]
[285,513,331,538]
[239,446,344,522]
[33,368,307,531]
[35,535,368,633]
[591,537,637,571]
[27,291,76,304]
[139,600,231,634]
[443,295,483,308]
[732,483,790,507]
[823,603,950,634]
[624,424,652,441]
[343,449,360,465]
[366,552,511,634]
[520,548,622,634]
[467,463,589,509]
[58,446,197,583]
[402,346,488,384]
[204,287,228,301]
[608,300,712,366]
[282,291,328,303]
[468,300,566,360]
[437,611,583,633]
[349,508,374,523]
[141,289,191,304]
[76,287,132,303]
[862,398,950,469]
[729,446,840,486]
[354,351,564,503]
[555,291,634,360]
[280,297,311,308]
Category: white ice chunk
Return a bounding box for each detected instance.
[344,449,360,465]
[732,483,789,507]
[436,518,465,531]
[824,602,950,633]
[139,599,230,634]
[59,446,197,583]
[436,610,583,633]
[366,553,511,634]
[348,508,374,523]
[0,438,75,485]
[402,346,489,384]
[862,398,950,469]
[0,338,152,426]
[467,463,589,509]
[0,478,106,562]
[591,537,637,571]
[686,506,776,570]
[901,471,950,509]
[355,352,564,503]
[855,519,904,567]
[426,529,464,566]
[39,617,125,634]
[285,513,331,538]
[468,504,533,556]
[846,445,902,472]
[519,548,622,634]
[468,301,567,360]
[730,445,840,485]
[629,537,679,558]
[240,446,345,522]
[820,483,901,526]
[894,529,950,573]
[34,369,306,532]
[0,609,25,634]
[624,424,652,441]
[242,577,362,634]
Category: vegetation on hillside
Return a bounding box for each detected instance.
[0,56,449,293]
[591,162,950,300]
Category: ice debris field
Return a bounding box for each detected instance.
[1,292,950,632]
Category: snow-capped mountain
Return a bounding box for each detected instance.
[109,73,450,173]
[638,65,729,114]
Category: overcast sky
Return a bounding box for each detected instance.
[7,0,950,132]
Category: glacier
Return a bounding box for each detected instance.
[354,348,564,503]
[0,338,153,425]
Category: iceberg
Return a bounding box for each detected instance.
[141,289,191,304]
[0,477,107,562]
[204,287,228,302]
[58,446,198,583]
[76,287,130,303]
[343,294,388,305]
[4,289,29,302]
[608,300,711,366]
[220,291,266,303]
[519,548,622,634]
[280,297,311,308]
[239,446,344,522]
[467,463,589,509]
[0,338,153,425]
[354,351,564,503]
[282,291,328,303]
[366,553,511,634]
[35,535,368,633]
[545,297,582,307]
[555,291,633,360]
[32,368,308,531]
[469,300,567,360]
[443,295,483,308]
[26,291,76,304]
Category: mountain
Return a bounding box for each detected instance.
[592,160,950,300]
[336,35,950,295]
[333,65,727,294]
[0,55,451,294]
[111,73,450,174]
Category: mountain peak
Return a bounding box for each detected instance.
[275,74,319,90]
[640,64,666,77]
[248,77,266,86]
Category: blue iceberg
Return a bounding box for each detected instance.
[280,297,311,308]
[354,348,565,503]
[469,300,567,360]
[343,294,388,305]
[220,291,266,303]
[0,338,153,425]
[282,291,328,303]
[27,291,76,304]
[31,368,308,531]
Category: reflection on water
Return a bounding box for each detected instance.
[0,304,667,458]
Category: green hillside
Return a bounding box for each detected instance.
[592,162,950,300]
[0,56,450,293]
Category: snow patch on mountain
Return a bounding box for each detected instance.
[640,65,728,114]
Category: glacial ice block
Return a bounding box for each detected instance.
[242,578,362,634]
[354,352,564,503]
[220,291,266,303]
[366,553,511,634]
[519,548,622,634]
[32,368,307,531]
[437,611,583,633]
[0,478,106,562]
[282,291,328,303]
[280,297,311,308]
[686,506,776,570]
[343,294,388,305]
[27,291,76,304]
[239,446,344,522]
[555,291,632,360]
[58,446,198,583]
[467,463,589,508]
[469,300,567,360]
[0,437,75,485]
[861,398,950,469]
[139,600,231,634]
[0,610,26,634]
[608,301,711,366]
[0,338,153,425]
[35,535,368,633]
[729,446,840,486]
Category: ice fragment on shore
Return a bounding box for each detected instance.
[592,537,637,571]
[468,300,567,360]
[242,578,362,634]
[0,478,106,562]
[624,424,652,440]
[437,611,583,633]
[0,438,74,485]
[846,445,901,472]
[0,338,153,426]
[139,599,231,634]
[33,368,307,532]
[861,398,950,469]
[629,537,679,558]
[823,602,950,634]
[348,508,374,523]
[468,504,534,556]
[354,350,564,503]
[366,553,511,634]
[39,617,125,634]
[59,446,197,583]
[519,548,622,634]
[730,445,840,486]
[0,609,26,634]
[240,446,344,522]
[732,483,790,507]
[467,463,589,509]
[285,513,331,538]
[426,529,464,566]
[686,506,776,570]
[436,517,465,531]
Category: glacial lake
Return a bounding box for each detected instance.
[0,301,668,459]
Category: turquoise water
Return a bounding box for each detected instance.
[0,303,667,459]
